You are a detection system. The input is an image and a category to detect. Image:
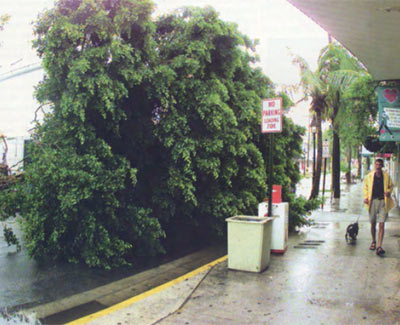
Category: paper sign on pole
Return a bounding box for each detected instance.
[261,98,282,133]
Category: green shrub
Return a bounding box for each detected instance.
[0,0,308,269]
[287,194,322,232]
[3,225,21,252]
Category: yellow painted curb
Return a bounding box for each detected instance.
[67,255,227,324]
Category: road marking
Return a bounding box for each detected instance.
[67,255,227,324]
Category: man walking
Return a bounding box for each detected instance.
[363,158,394,256]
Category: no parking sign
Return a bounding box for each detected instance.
[261,98,282,133]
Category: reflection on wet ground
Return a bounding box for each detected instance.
[157,208,400,325]
[0,220,194,312]
[296,176,365,214]
[66,176,400,325]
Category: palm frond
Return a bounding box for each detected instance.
[292,54,325,97]
[318,42,367,74]
[326,69,365,92]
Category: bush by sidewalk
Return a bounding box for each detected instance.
[287,194,321,232]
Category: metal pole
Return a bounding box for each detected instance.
[322,158,327,209]
[268,134,273,217]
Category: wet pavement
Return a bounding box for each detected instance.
[0,220,207,313]
[0,222,145,311]
[296,175,365,214]
[72,179,400,324]
[151,234,400,324]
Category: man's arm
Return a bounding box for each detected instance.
[363,174,369,204]
[386,173,394,197]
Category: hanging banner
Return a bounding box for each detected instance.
[378,86,400,141]
[261,98,282,133]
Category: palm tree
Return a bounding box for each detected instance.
[292,56,326,199]
[292,43,368,199]
[318,43,368,198]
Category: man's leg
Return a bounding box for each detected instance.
[376,199,387,255]
[377,222,385,249]
[370,221,376,244]
[369,199,377,249]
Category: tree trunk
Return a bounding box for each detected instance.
[332,129,341,198]
[346,147,352,184]
[309,110,323,199]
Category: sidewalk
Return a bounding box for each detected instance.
[66,181,400,324]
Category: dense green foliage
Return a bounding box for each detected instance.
[287,194,321,232]
[0,0,307,268]
[338,74,377,147]
[146,7,272,242]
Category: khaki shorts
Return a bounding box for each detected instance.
[369,199,388,223]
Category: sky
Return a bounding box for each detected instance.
[0,0,328,137]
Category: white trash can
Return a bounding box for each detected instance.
[258,202,289,254]
[226,216,273,272]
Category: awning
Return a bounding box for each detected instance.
[287,0,400,81]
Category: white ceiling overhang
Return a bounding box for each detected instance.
[287,0,400,81]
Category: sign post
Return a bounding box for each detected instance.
[262,98,282,217]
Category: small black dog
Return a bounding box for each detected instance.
[345,219,359,244]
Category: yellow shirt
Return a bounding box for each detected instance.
[363,170,394,213]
